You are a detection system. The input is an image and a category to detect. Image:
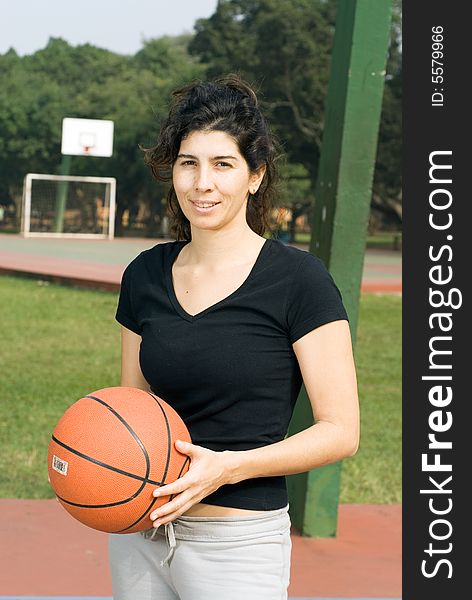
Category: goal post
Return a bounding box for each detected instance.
[22,173,116,239]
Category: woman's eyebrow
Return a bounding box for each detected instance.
[213,155,238,161]
[176,153,239,161]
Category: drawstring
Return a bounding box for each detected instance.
[146,526,160,541]
[142,522,177,566]
[160,522,176,566]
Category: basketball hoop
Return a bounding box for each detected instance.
[79,133,96,156]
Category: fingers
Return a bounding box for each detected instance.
[150,472,197,525]
[154,473,190,497]
[152,441,206,499]
[150,493,194,527]
[150,480,204,526]
[149,443,226,526]
[175,439,200,458]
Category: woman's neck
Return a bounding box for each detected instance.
[183,226,265,269]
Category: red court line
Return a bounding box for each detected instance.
[0,253,401,294]
[362,281,402,293]
[0,251,123,284]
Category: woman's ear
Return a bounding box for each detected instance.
[250,164,267,194]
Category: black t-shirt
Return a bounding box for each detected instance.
[115,238,348,510]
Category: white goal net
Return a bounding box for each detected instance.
[22,173,116,239]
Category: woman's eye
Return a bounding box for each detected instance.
[181,160,196,166]
[216,162,231,168]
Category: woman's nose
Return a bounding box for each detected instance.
[194,166,214,192]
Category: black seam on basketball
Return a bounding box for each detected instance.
[51,435,163,487]
[111,391,172,534]
[85,394,152,485]
[113,494,160,533]
[146,391,171,485]
[115,456,191,534]
[55,489,145,509]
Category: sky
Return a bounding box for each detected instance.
[0,0,219,56]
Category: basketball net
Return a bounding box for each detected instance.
[79,132,96,156]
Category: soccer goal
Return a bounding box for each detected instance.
[22,173,116,239]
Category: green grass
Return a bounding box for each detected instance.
[340,293,402,503]
[0,276,121,498]
[0,276,401,503]
[366,230,402,250]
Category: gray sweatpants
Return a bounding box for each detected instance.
[109,505,291,600]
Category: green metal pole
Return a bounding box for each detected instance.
[53,154,72,233]
[287,0,392,537]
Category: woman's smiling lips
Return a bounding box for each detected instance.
[190,199,221,213]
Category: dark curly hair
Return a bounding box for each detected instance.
[143,74,280,240]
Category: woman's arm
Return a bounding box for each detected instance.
[120,325,150,390]
[150,319,359,526]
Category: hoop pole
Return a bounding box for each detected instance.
[53,155,72,233]
[108,179,116,240]
[287,0,392,538]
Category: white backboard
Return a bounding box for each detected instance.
[61,118,114,157]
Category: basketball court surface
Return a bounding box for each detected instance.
[0,500,401,599]
[0,234,401,293]
[0,233,401,599]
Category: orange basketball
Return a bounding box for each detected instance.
[47,386,191,534]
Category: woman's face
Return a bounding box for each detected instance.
[172,130,263,233]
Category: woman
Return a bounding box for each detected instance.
[110,74,359,600]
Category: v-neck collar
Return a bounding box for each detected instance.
[165,239,271,322]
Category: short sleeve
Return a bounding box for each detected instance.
[115,262,142,334]
[286,253,349,343]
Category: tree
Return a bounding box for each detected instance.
[0,51,66,219]
[0,36,205,235]
[133,34,205,85]
[190,0,336,188]
[24,38,130,94]
[189,0,402,231]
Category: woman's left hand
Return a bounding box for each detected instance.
[149,440,232,527]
